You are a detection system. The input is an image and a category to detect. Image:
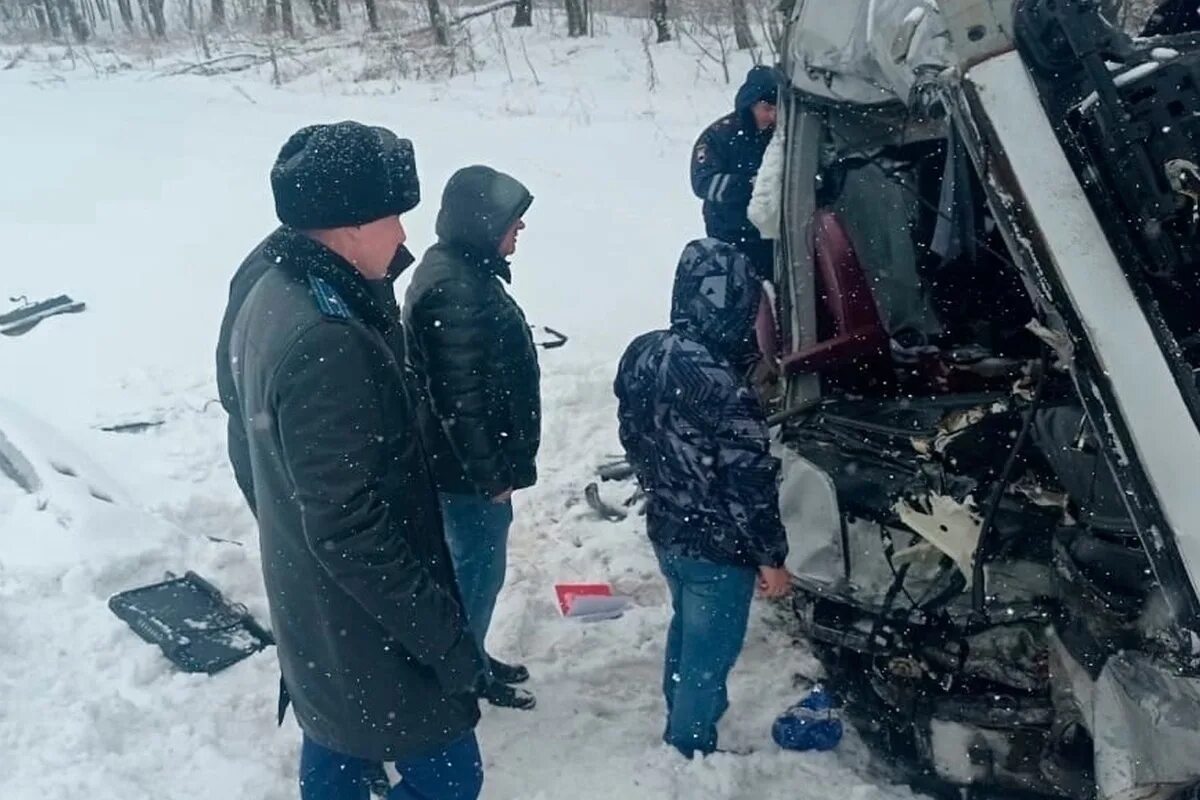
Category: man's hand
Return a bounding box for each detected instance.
[757,566,792,599]
[492,488,514,504]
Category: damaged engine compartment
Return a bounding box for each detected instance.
[775,1,1200,798]
[783,383,1180,798]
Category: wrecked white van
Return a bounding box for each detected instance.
[768,1,1200,797]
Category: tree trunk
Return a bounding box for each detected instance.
[210,0,224,26]
[650,0,669,43]
[363,0,378,32]
[264,0,277,31]
[426,0,448,45]
[512,0,531,28]
[59,0,90,39]
[147,0,165,37]
[564,0,584,37]
[137,0,152,34]
[185,0,195,29]
[730,0,754,50]
[307,0,327,27]
[42,0,63,37]
[116,0,132,31]
[32,5,51,37]
[327,0,340,30]
[281,0,294,37]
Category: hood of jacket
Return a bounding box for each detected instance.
[434,165,532,277]
[735,65,780,114]
[670,238,762,364]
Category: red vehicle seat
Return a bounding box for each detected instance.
[779,210,890,383]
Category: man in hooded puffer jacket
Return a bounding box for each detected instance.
[614,238,791,758]
[690,65,781,281]
[403,165,540,711]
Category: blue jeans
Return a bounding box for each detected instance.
[440,492,513,650]
[654,545,756,758]
[299,733,482,800]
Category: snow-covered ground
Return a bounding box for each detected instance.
[0,19,917,800]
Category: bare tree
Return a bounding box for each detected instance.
[115,0,132,30]
[83,0,99,31]
[650,0,669,43]
[41,0,62,37]
[210,0,224,26]
[565,0,584,36]
[751,0,782,57]
[364,0,378,31]
[302,0,340,29]
[147,0,165,37]
[307,0,327,27]
[61,0,90,38]
[679,7,732,84]
[264,0,293,35]
[730,0,754,49]
[426,0,449,45]
[642,30,659,89]
[512,0,531,28]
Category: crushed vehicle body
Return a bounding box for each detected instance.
[768,1,1200,797]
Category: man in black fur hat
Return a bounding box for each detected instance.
[216,121,487,800]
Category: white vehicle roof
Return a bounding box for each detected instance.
[784,0,953,105]
[781,0,1136,106]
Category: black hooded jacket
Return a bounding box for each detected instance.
[403,166,541,498]
[690,65,779,243]
[216,226,484,761]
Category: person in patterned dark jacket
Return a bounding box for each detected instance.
[690,65,780,281]
[614,238,791,759]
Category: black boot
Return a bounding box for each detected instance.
[363,763,391,797]
[489,656,529,685]
[483,681,537,710]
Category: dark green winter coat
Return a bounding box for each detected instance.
[217,226,484,761]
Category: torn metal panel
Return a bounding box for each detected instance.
[894,493,983,585]
[1094,653,1200,800]
[966,50,1200,626]
[778,98,823,407]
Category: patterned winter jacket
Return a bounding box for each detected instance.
[614,239,788,568]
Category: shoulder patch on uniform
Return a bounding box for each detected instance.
[307,274,351,320]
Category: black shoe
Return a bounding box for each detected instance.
[489,656,530,685]
[363,762,390,797]
[483,681,537,710]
